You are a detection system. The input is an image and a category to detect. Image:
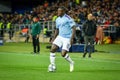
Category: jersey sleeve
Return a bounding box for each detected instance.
[68,18,76,28]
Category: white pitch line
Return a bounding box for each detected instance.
[0,52,120,64]
[72,57,120,64]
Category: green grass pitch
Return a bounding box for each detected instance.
[0,43,120,80]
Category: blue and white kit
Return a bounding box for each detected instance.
[53,14,76,51]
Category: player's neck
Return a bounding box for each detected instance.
[60,13,65,17]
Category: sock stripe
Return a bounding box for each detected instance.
[50,53,56,65]
[64,54,69,59]
[50,54,55,57]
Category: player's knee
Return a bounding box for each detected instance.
[61,53,66,57]
[50,45,58,53]
[50,49,56,53]
[61,50,67,57]
[50,47,56,53]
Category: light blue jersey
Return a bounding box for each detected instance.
[56,14,76,38]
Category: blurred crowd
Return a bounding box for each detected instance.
[0,0,120,43]
[0,0,119,25]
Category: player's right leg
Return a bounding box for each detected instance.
[89,36,94,58]
[48,44,58,72]
[49,44,59,65]
[32,36,36,53]
[48,36,62,72]
[83,36,89,58]
[36,38,40,53]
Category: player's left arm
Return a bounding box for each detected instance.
[93,21,97,36]
[36,22,41,38]
[69,18,76,45]
[70,26,76,45]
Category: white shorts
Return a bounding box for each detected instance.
[53,36,71,51]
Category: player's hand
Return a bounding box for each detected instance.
[50,38,55,43]
[36,34,39,39]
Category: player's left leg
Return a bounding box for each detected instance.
[62,38,74,72]
[89,36,94,58]
[32,36,36,53]
[61,50,74,72]
[48,36,62,72]
[36,37,40,53]
[83,36,89,58]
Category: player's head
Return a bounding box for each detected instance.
[57,6,66,17]
[87,13,93,20]
[33,16,39,22]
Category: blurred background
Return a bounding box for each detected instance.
[0,0,120,44]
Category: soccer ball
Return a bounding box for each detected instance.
[48,64,56,72]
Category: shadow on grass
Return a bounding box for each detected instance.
[95,50,110,53]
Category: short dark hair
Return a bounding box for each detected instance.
[58,6,67,12]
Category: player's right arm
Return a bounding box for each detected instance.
[51,19,59,43]
[82,21,87,36]
[51,28,59,42]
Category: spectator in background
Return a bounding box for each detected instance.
[44,1,49,8]
[52,12,58,22]
[7,20,14,41]
[0,19,4,38]
[96,23,104,44]
[21,26,30,43]
[0,0,119,43]
[43,26,48,37]
[78,9,86,24]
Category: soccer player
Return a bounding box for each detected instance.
[31,17,41,54]
[48,7,76,72]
